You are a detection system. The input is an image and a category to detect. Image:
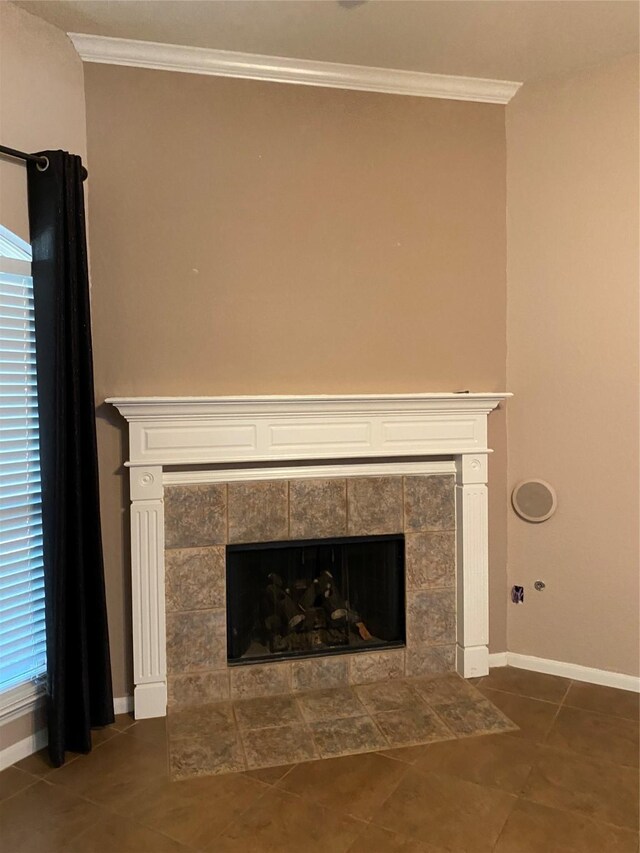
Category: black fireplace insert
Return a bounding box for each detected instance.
[226,534,405,665]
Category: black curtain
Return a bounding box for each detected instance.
[27,151,114,767]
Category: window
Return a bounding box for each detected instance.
[0,225,46,709]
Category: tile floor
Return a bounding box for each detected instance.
[168,675,516,779]
[0,667,637,852]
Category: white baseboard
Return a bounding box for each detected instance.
[488,652,640,693]
[0,727,47,771]
[0,695,133,770]
[113,695,133,715]
[133,683,166,719]
[456,644,490,679]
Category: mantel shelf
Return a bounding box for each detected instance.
[107,392,511,417]
[107,392,511,467]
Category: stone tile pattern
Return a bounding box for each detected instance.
[165,546,225,613]
[164,483,227,549]
[2,669,638,853]
[227,480,288,544]
[165,675,516,780]
[164,475,456,705]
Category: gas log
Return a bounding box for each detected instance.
[259,569,376,653]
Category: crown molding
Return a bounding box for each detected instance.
[68,34,522,104]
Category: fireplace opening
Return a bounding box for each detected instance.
[226,534,405,665]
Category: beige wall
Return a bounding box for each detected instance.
[83,64,508,695]
[2,5,637,766]
[506,55,640,676]
[4,10,636,744]
[0,2,87,750]
[0,2,87,241]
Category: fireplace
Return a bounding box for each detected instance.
[227,534,405,664]
[107,393,510,718]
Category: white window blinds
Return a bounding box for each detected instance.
[0,226,46,694]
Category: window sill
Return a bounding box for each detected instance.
[0,680,46,725]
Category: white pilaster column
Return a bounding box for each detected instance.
[129,465,166,718]
[455,454,490,678]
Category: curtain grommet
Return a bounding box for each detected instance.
[36,156,49,173]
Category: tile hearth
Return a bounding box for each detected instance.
[168,673,517,780]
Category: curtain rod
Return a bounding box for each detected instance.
[0,144,88,181]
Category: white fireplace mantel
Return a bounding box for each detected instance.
[108,392,511,718]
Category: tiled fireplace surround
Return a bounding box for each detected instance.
[164,473,456,708]
[108,393,509,719]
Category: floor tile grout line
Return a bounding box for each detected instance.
[126,776,254,852]
[522,727,640,773]
[560,684,640,722]
[209,778,372,847]
[197,775,276,848]
[162,725,173,779]
[13,722,125,781]
[269,761,298,787]
[473,675,637,773]
[509,749,540,819]
[489,791,521,853]
[366,766,520,843]
[375,747,429,766]
[558,679,573,708]
[542,684,572,745]
[9,769,187,852]
[480,684,566,707]
[561,702,640,722]
[0,771,41,804]
[40,733,179,827]
[234,715,251,772]
[274,760,400,834]
[278,778,375,827]
[11,727,124,787]
[346,816,377,852]
[68,792,206,853]
[44,763,162,816]
[316,717,384,763]
[9,760,56,783]
[415,687,468,740]
[405,738,543,801]
[29,788,128,850]
[364,705,395,750]
[276,752,410,826]
[515,779,640,834]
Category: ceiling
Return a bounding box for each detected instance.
[14,0,639,83]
